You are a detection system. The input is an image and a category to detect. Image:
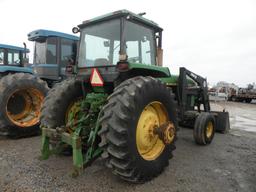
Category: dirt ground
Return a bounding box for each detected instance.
[0,101,256,192]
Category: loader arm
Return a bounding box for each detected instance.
[178,67,210,120]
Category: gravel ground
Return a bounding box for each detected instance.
[0,101,256,192]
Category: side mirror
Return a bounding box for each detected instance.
[72,27,80,34]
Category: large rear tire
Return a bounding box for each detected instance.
[0,73,49,138]
[40,78,84,130]
[99,76,177,183]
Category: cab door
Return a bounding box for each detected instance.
[59,38,77,76]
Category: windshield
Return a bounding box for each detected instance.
[78,19,120,67]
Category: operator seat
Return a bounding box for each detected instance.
[94,58,109,66]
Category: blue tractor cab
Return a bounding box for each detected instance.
[0,44,32,76]
[28,29,79,86]
[0,30,79,137]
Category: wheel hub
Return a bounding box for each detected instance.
[206,121,213,138]
[154,121,175,144]
[136,101,174,161]
[6,88,44,127]
[65,98,84,133]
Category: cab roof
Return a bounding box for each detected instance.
[0,44,29,52]
[27,29,79,41]
[79,9,163,32]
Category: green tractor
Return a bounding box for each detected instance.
[40,10,230,183]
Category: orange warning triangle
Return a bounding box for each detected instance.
[90,68,104,87]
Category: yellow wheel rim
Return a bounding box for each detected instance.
[6,88,44,127]
[65,98,83,133]
[206,121,213,138]
[136,101,168,161]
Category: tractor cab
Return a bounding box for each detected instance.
[28,29,79,85]
[0,44,29,66]
[74,10,169,82]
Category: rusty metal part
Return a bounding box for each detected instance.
[153,121,175,144]
[6,88,44,128]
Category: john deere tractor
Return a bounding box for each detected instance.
[0,30,79,137]
[40,10,230,183]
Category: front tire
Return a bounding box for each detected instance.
[193,112,215,145]
[99,76,177,183]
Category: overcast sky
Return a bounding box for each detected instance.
[1,0,255,87]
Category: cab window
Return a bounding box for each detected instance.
[78,19,120,67]
[84,34,111,66]
[126,41,139,63]
[46,37,57,64]
[7,50,20,65]
[34,40,46,64]
[0,49,4,64]
[60,39,77,67]
[141,37,152,64]
[124,21,156,65]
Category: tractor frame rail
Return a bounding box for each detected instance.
[41,92,108,177]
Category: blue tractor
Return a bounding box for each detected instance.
[28,29,79,87]
[0,43,31,78]
[0,29,79,137]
